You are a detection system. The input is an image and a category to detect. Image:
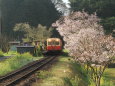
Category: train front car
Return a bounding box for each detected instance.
[46,38,62,53]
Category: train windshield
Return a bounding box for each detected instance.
[48,41,59,45]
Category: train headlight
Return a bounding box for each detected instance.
[56,39,59,41]
[48,39,51,42]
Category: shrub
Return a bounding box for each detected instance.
[34,46,42,57]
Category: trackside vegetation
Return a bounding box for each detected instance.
[102,68,115,86]
[0,53,34,76]
[32,56,115,86]
[3,51,18,56]
[32,56,90,86]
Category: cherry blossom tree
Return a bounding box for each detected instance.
[72,33,115,86]
[53,11,115,86]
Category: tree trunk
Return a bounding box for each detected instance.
[95,77,101,86]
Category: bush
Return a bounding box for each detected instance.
[34,46,42,57]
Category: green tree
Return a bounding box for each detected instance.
[70,0,115,18]
[33,24,53,41]
[101,17,115,34]
[1,0,59,37]
[13,23,53,42]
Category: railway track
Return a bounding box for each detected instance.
[0,56,56,86]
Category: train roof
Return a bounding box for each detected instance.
[47,38,60,40]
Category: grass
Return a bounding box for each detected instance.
[101,68,115,86]
[69,62,90,86]
[32,56,89,86]
[32,56,71,86]
[3,51,18,56]
[32,54,115,86]
[0,53,34,76]
[89,68,115,86]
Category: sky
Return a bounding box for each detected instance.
[62,0,70,3]
[51,0,71,16]
[62,0,71,8]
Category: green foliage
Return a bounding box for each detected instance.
[70,0,115,18]
[34,46,42,57]
[0,50,4,57]
[13,23,53,42]
[13,23,33,41]
[0,53,33,76]
[101,17,115,34]
[1,0,59,37]
[32,24,53,41]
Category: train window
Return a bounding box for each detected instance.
[55,41,59,45]
[48,41,60,45]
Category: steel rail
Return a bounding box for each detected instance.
[0,56,56,86]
